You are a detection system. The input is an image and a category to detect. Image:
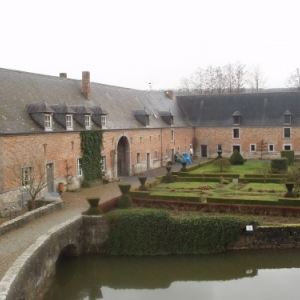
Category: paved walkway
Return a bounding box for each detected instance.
[0,160,200,281]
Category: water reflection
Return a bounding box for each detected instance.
[44,249,300,300]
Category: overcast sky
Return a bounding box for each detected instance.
[1,0,300,90]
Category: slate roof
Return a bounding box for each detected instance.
[0,68,188,134]
[177,93,300,127]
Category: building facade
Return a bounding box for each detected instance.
[0,68,299,210]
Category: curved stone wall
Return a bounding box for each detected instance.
[0,216,83,300]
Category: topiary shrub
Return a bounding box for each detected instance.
[281,150,294,165]
[213,158,231,172]
[229,150,245,165]
[118,184,133,209]
[271,158,288,174]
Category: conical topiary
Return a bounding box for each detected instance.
[229,149,245,165]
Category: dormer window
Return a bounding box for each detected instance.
[85,115,91,129]
[44,114,53,131]
[66,114,73,130]
[232,111,241,125]
[132,109,150,127]
[159,111,174,126]
[101,116,107,128]
[283,110,292,125]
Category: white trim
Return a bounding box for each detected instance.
[268,144,275,152]
[66,114,73,130]
[250,144,256,152]
[44,114,53,131]
[283,144,292,150]
[283,127,291,139]
[77,158,83,177]
[232,128,240,139]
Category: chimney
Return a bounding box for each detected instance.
[165,90,174,100]
[59,73,67,78]
[82,71,90,100]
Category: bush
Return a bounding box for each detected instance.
[281,150,294,165]
[229,150,245,165]
[102,209,249,255]
[271,158,288,173]
[213,158,231,172]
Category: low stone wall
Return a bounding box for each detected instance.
[0,200,64,236]
[231,225,300,250]
[0,216,83,300]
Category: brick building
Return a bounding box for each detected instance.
[0,67,299,210]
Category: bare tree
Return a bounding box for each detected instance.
[286,68,300,91]
[178,76,191,94]
[190,67,205,94]
[247,65,267,93]
[204,65,216,94]
[9,149,55,210]
[256,139,268,159]
[215,66,226,94]
[235,62,247,93]
[224,63,236,94]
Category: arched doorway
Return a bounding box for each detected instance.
[117,136,130,176]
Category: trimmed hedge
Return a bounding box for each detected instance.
[102,209,248,255]
[240,177,283,184]
[130,190,200,202]
[207,197,300,207]
[281,150,294,165]
[207,197,278,206]
[271,158,288,173]
[244,174,288,179]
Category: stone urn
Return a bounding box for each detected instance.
[217,151,222,158]
[285,183,294,192]
[118,183,133,209]
[180,162,188,172]
[164,166,175,183]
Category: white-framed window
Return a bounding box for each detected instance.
[85,115,91,129]
[284,115,291,125]
[171,129,174,141]
[283,144,292,150]
[44,114,52,131]
[283,127,291,138]
[233,128,240,139]
[137,153,141,164]
[66,114,73,130]
[101,155,107,171]
[77,158,83,177]
[268,144,274,152]
[250,144,256,152]
[217,144,222,151]
[233,116,240,125]
[21,166,32,186]
[101,116,106,128]
[154,151,158,159]
[177,146,180,152]
[166,149,169,157]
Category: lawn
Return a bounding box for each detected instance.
[189,160,269,177]
[146,160,293,203]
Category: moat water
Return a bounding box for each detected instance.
[44,249,300,300]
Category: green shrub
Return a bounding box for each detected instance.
[102,209,248,255]
[213,158,231,172]
[281,150,294,165]
[229,150,245,165]
[271,158,288,173]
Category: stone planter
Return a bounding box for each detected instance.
[217,151,222,158]
[118,183,133,209]
[285,183,294,192]
[284,183,296,198]
[180,162,188,172]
